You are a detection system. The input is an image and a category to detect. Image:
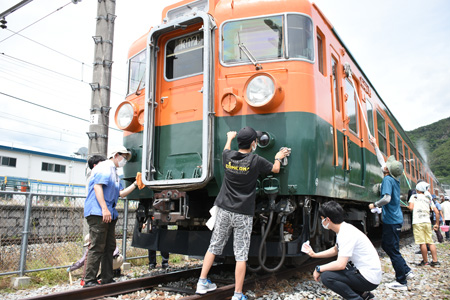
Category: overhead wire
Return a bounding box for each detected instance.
[0,2,73,44]
[0,91,121,132]
[3,28,126,84]
[0,52,125,97]
[0,111,87,140]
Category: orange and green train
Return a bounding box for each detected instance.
[114,0,443,270]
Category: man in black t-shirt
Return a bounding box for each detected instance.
[195,127,290,300]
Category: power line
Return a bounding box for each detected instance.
[0,53,125,97]
[0,126,85,145]
[0,112,86,140]
[3,29,126,84]
[0,91,121,132]
[0,2,72,44]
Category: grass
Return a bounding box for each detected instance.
[0,252,191,293]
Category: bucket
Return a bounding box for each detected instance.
[440,225,449,232]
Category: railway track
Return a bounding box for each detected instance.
[23,258,332,300]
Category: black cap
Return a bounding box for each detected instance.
[237,126,257,149]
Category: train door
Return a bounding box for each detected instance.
[330,51,347,197]
[142,12,216,190]
[343,76,364,188]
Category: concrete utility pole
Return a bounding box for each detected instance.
[87,0,116,158]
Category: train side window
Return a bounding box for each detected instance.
[411,156,416,179]
[316,28,325,75]
[344,78,358,135]
[331,57,340,112]
[376,111,387,155]
[397,135,406,169]
[165,31,204,80]
[366,99,374,137]
[127,50,146,95]
[404,144,410,174]
[388,125,396,157]
[287,14,314,61]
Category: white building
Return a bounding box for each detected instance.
[0,145,87,195]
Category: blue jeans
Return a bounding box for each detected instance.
[321,264,378,300]
[382,223,411,284]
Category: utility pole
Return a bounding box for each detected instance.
[87,0,116,158]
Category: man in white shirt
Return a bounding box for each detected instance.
[304,201,381,300]
[440,196,450,241]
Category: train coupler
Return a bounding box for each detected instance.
[153,190,189,222]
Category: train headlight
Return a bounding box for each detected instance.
[244,73,284,110]
[115,101,141,132]
[245,75,274,107]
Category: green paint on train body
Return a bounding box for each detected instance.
[122,111,411,204]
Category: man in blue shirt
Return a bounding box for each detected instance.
[368,137,413,291]
[83,146,141,287]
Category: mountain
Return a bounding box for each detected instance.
[406,117,450,186]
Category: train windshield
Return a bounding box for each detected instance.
[222,14,313,64]
[127,50,146,95]
[165,31,204,80]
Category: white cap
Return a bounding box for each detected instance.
[108,145,131,161]
[416,181,430,193]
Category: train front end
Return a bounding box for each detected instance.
[117,0,332,270]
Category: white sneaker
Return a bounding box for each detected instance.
[406,270,415,280]
[195,279,217,294]
[386,280,407,291]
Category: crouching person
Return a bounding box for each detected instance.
[304,201,381,300]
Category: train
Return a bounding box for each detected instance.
[114,0,443,271]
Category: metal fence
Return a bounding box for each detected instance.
[0,191,147,277]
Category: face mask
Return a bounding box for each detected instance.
[118,156,127,168]
[321,218,329,230]
[251,143,257,152]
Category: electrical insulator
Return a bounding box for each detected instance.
[0,19,7,29]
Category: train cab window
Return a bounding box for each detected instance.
[376,111,387,155]
[397,135,407,169]
[287,14,314,61]
[165,31,204,80]
[388,126,396,157]
[221,14,313,65]
[366,99,374,137]
[127,50,146,95]
[316,31,324,75]
[222,15,284,64]
[344,78,358,135]
[331,57,340,112]
[404,146,410,174]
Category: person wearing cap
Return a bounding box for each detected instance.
[195,127,290,300]
[408,181,440,267]
[368,137,413,291]
[441,196,450,241]
[83,146,141,288]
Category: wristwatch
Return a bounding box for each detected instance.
[133,182,138,188]
[315,265,321,273]
[275,158,283,164]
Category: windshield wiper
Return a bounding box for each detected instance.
[134,73,145,96]
[238,42,263,70]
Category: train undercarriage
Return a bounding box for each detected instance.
[132,187,411,272]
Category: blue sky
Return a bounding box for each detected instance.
[0,0,449,157]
